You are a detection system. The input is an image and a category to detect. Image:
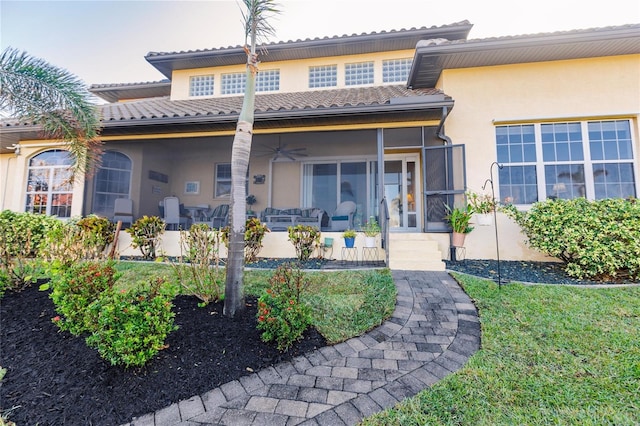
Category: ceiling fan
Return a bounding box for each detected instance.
[256,141,307,161]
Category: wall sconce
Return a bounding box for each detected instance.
[253,174,265,184]
[9,144,21,156]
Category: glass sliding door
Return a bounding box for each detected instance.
[384,154,420,231]
[302,159,377,225]
[302,163,337,216]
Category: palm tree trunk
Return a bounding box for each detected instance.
[223,51,257,318]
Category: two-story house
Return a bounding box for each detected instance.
[1,21,638,269]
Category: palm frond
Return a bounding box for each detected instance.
[0,47,102,176]
[241,0,280,48]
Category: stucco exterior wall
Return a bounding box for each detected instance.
[437,54,640,261]
[441,55,640,192]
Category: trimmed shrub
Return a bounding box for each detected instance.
[257,263,312,351]
[85,277,177,368]
[504,198,640,281]
[49,261,120,335]
[0,210,58,292]
[41,215,116,267]
[221,217,270,262]
[287,225,320,261]
[125,216,165,259]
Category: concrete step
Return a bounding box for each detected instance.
[387,233,445,271]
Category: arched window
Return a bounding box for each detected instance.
[92,151,132,217]
[25,149,74,217]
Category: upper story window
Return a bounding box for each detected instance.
[383,58,413,83]
[189,75,214,97]
[221,70,280,95]
[221,73,245,95]
[25,149,74,217]
[496,120,636,205]
[345,61,374,86]
[256,69,280,92]
[309,65,337,88]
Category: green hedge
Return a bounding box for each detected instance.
[504,198,640,281]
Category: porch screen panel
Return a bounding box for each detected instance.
[92,151,132,218]
[423,144,466,232]
[302,164,337,216]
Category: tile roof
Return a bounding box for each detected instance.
[99,85,447,124]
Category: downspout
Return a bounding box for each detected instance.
[436,106,453,145]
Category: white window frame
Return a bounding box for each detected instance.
[345,61,374,86]
[221,69,280,95]
[309,65,337,88]
[214,163,249,198]
[382,58,413,83]
[496,119,637,205]
[25,149,75,217]
[189,75,214,97]
[215,163,232,198]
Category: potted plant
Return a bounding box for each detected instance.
[362,216,380,247]
[246,194,257,216]
[444,204,474,247]
[342,229,356,248]
[467,191,497,226]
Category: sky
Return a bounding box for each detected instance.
[1,0,639,86]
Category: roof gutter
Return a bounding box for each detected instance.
[98,99,455,130]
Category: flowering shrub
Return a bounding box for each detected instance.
[287,225,320,261]
[85,277,177,367]
[257,263,312,351]
[48,261,120,335]
[504,198,640,281]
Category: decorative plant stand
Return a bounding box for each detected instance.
[341,247,358,263]
[361,247,378,264]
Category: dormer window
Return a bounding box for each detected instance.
[383,58,413,83]
[189,75,214,97]
[309,65,337,88]
[345,61,374,86]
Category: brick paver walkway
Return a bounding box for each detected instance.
[124,270,480,426]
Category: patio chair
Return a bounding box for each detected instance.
[202,204,229,229]
[163,196,190,230]
[112,198,134,227]
[329,201,356,231]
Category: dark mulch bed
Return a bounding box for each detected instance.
[445,259,640,285]
[0,284,327,426]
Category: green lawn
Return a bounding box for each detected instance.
[115,261,396,345]
[362,274,640,426]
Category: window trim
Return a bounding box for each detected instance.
[344,61,374,86]
[189,74,214,97]
[496,119,637,205]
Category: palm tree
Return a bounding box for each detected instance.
[0,47,102,177]
[224,0,279,318]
